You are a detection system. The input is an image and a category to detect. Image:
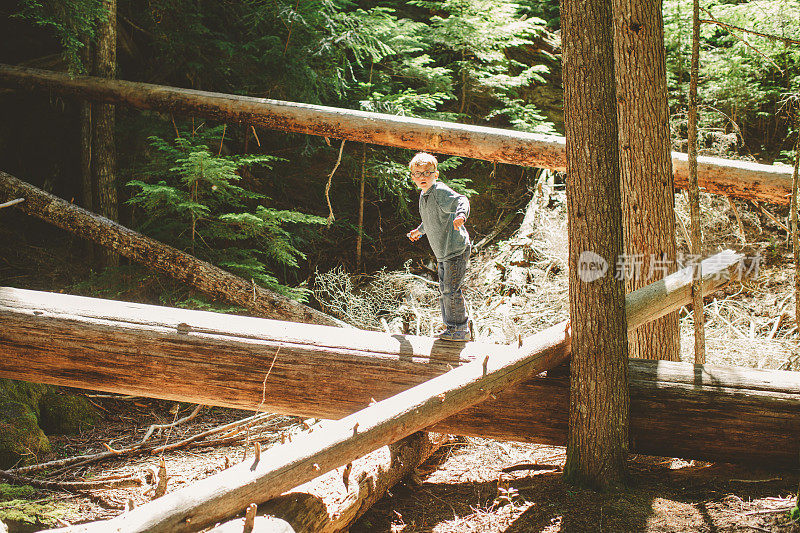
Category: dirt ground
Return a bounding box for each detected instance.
[0,395,797,533]
[353,438,799,533]
[1,190,798,532]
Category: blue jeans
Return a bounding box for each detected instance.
[438,247,470,332]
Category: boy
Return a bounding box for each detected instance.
[406,152,472,341]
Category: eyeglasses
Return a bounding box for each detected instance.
[410,170,436,178]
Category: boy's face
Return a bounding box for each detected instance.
[410,162,438,192]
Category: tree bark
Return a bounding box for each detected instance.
[79,39,93,213]
[561,0,630,489]
[0,64,795,205]
[356,143,366,271]
[613,0,680,361]
[688,0,706,363]
[93,0,119,267]
[210,433,448,533]
[790,124,800,329]
[2,252,781,469]
[0,171,343,327]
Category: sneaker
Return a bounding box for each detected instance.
[438,328,472,342]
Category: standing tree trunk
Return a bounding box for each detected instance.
[561,0,630,488]
[356,143,366,271]
[80,38,93,213]
[93,0,118,267]
[612,0,680,361]
[80,38,96,264]
[791,133,799,329]
[688,0,706,363]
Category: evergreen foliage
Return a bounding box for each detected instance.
[665,0,800,159]
[11,0,799,286]
[15,0,106,72]
[127,127,326,300]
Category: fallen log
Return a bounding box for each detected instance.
[209,432,448,533]
[0,250,745,419]
[0,64,793,205]
[0,170,343,327]
[3,251,794,468]
[50,301,573,532]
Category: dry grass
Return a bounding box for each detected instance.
[314,189,570,344]
[315,188,799,371]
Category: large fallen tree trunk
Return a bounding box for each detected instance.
[52,302,574,532]
[0,64,792,204]
[3,251,795,468]
[0,170,343,327]
[209,432,448,533]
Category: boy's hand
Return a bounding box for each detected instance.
[407,229,422,242]
[453,215,466,230]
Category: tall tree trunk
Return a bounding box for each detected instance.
[356,143,366,271]
[688,0,706,363]
[80,38,96,264]
[561,0,630,488]
[93,0,118,267]
[613,0,680,361]
[79,39,93,212]
[791,133,799,329]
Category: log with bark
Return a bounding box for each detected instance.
[208,432,448,533]
[3,251,794,468]
[0,64,793,205]
[0,170,343,327]
[47,305,574,532]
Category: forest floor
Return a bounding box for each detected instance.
[1,397,797,532]
[1,186,799,532]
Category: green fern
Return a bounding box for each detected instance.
[127,130,325,300]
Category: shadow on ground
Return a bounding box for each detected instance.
[352,447,798,532]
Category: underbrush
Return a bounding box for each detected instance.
[315,187,799,371]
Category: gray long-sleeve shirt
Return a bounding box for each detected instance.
[415,181,470,261]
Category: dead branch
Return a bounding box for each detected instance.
[140,404,204,444]
[727,197,747,244]
[700,8,800,46]
[0,469,142,491]
[7,413,282,477]
[755,201,790,233]
[324,140,345,224]
[0,198,24,209]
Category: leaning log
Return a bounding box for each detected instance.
[3,251,796,468]
[52,304,574,532]
[0,64,793,205]
[0,170,343,327]
[209,432,448,533]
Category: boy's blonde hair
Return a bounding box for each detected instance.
[409,152,438,169]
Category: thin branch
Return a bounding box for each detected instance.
[8,413,278,477]
[699,14,783,72]
[218,124,227,156]
[0,198,24,209]
[754,201,790,233]
[325,140,345,224]
[699,9,800,45]
[791,127,800,331]
[140,404,204,444]
[727,197,747,244]
[0,469,142,491]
